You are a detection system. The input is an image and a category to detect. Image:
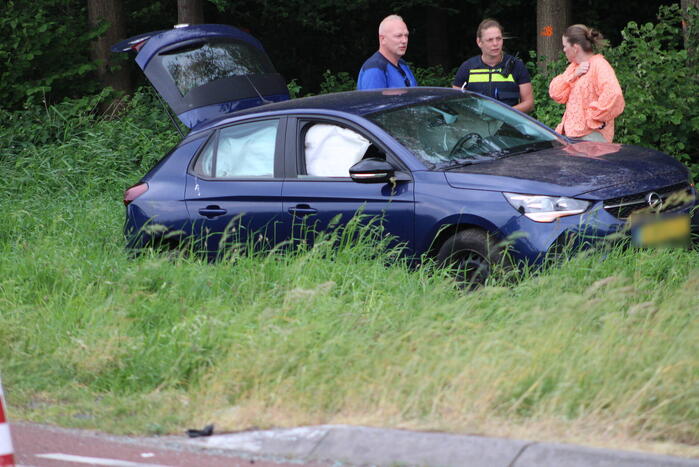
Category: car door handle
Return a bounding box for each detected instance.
[288,204,318,217]
[198,205,227,219]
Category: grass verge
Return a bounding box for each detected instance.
[1,91,698,458]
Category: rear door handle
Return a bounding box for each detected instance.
[199,205,227,219]
[288,204,318,217]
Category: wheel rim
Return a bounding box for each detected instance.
[452,249,490,286]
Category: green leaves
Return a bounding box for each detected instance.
[611,5,699,177]
[0,0,97,110]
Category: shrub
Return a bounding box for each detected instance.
[0,87,179,197]
[412,65,456,88]
[530,52,567,130]
[314,65,457,94]
[0,1,100,110]
[318,69,357,94]
[611,5,699,177]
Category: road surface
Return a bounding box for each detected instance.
[11,422,327,467]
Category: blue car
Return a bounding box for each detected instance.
[116,24,697,284]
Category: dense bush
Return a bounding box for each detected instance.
[612,5,699,176]
[318,70,357,94]
[412,65,455,88]
[0,1,100,110]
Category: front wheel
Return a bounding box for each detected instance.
[436,229,506,288]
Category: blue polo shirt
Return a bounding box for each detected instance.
[357,51,418,90]
[452,54,530,107]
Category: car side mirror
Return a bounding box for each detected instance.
[349,157,396,184]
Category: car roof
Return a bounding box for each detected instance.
[191,87,467,132]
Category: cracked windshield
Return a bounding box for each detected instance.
[369,95,563,169]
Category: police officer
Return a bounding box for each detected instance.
[453,19,534,114]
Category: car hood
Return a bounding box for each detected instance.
[444,141,689,199]
[112,24,289,129]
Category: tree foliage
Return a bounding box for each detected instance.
[0,1,101,109]
[613,5,699,174]
[1,0,679,110]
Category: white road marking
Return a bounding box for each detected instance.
[36,453,172,466]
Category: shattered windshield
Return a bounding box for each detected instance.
[367,95,563,169]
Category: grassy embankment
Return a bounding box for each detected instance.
[1,93,698,458]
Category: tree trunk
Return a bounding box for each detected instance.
[536,0,571,71]
[425,7,450,70]
[681,0,699,66]
[178,0,205,25]
[87,0,131,96]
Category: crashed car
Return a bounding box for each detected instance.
[116,24,697,285]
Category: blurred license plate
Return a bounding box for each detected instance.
[632,214,690,246]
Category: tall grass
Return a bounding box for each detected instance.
[1,91,698,457]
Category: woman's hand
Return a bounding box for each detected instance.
[574,61,590,78]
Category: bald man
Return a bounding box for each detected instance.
[357,15,418,90]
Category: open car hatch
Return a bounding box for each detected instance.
[112,24,289,129]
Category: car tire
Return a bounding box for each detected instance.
[436,228,505,288]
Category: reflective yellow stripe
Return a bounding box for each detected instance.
[491,74,515,82]
[468,69,515,83]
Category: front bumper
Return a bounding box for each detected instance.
[503,198,697,264]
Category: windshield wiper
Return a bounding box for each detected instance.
[439,158,482,170]
[495,141,555,159]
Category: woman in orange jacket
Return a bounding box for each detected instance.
[549,25,625,142]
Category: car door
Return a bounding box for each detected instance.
[281,117,415,255]
[185,117,288,257]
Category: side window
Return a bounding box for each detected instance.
[303,123,371,177]
[194,119,279,178]
[193,136,215,177]
[217,119,278,177]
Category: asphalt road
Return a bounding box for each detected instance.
[11,422,328,467]
[9,421,699,467]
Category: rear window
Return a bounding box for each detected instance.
[161,39,276,96]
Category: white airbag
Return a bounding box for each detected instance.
[305,124,370,177]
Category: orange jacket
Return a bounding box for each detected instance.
[549,54,625,142]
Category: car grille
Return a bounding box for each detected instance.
[603,182,695,219]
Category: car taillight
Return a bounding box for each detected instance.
[124,182,148,206]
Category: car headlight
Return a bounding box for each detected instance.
[503,192,590,223]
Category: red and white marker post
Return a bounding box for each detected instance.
[0,378,15,467]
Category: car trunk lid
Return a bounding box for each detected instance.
[112,24,289,129]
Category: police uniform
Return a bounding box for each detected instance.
[452,54,530,107]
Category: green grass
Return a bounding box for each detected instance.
[1,92,698,457]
